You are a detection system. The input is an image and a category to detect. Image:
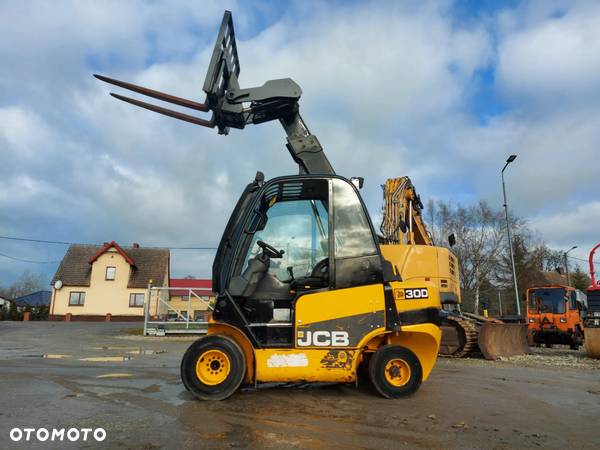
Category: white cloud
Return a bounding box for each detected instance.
[496,2,600,106]
[530,200,600,265]
[0,1,599,284]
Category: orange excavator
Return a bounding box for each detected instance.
[584,243,600,358]
[379,177,529,359]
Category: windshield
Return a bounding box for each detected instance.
[528,288,566,314]
[242,198,329,281]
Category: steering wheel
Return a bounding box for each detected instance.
[257,240,284,259]
[310,257,329,278]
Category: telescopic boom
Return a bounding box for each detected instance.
[95,11,334,176]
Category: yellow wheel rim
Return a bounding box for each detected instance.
[384,358,411,387]
[195,349,231,386]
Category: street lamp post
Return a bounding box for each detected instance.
[564,246,577,287]
[502,155,520,317]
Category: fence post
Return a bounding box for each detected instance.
[144,283,151,336]
[187,288,191,329]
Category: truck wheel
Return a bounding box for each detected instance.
[181,334,246,401]
[368,345,422,398]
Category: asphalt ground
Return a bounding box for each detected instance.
[1,322,598,449]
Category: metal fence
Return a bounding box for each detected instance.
[143,285,214,336]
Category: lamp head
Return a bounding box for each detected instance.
[506,155,517,163]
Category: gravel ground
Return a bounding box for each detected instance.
[439,345,600,371]
[500,346,600,369]
[1,322,598,449]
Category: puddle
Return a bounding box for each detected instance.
[90,347,167,355]
[141,384,161,393]
[79,356,132,362]
[126,349,167,355]
[93,346,139,351]
[96,373,133,378]
[22,354,71,359]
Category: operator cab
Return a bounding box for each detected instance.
[213,174,389,347]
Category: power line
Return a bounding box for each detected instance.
[0,236,76,245]
[567,255,600,265]
[0,235,217,250]
[0,251,61,264]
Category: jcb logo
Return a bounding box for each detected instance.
[297,331,349,347]
[404,288,429,299]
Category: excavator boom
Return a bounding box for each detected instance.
[379,176,529,360]
[380,177,432,246]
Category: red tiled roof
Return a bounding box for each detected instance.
[53,244,169,288]
[170,279,214,296]
[89,241,135,266]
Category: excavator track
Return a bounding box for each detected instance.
[439,315,479,358]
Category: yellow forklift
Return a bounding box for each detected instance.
[96,11,442,400]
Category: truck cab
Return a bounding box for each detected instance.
[526,285,585,349]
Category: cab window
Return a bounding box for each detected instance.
[332,178,377,258]
[569,291,577,310]
[241,181,329,281]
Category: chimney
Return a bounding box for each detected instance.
[132,243,140,248]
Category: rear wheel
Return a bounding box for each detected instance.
[369,345,422,398]
[181,335,246,401]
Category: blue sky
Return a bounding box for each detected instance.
[1,0,600,287]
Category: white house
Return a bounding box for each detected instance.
[0,296,12,312]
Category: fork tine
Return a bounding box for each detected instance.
[110,93,214,128]
[95,74,210,112]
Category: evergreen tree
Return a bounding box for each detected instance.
[571,265,591,291]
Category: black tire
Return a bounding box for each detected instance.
[368,345,422,399]
[180,334,246,401]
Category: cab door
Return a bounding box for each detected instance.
[295,178,387,350]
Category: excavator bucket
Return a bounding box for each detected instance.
[477,323,529,360]
[584,328,600,359]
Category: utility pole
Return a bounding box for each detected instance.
[497,290,503,318]
[564,246,577,287]
[502,155,520,317]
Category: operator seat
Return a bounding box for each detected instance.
[229,253,291,300]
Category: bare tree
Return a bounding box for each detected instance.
[430,200,506,313]
[4,270,46,299]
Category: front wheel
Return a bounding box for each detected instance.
[368,345,422,398]
[181,334,246,401]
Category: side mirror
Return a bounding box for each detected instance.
[351,177,364,189]
[254,171,265,186]
[448,233,456,247]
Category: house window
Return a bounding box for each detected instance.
[69,292,85,306]
[194,310,210,322]
[105,266,116,280]
[129,293,144,307]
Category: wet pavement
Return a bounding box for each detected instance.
[1,322,598,449]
